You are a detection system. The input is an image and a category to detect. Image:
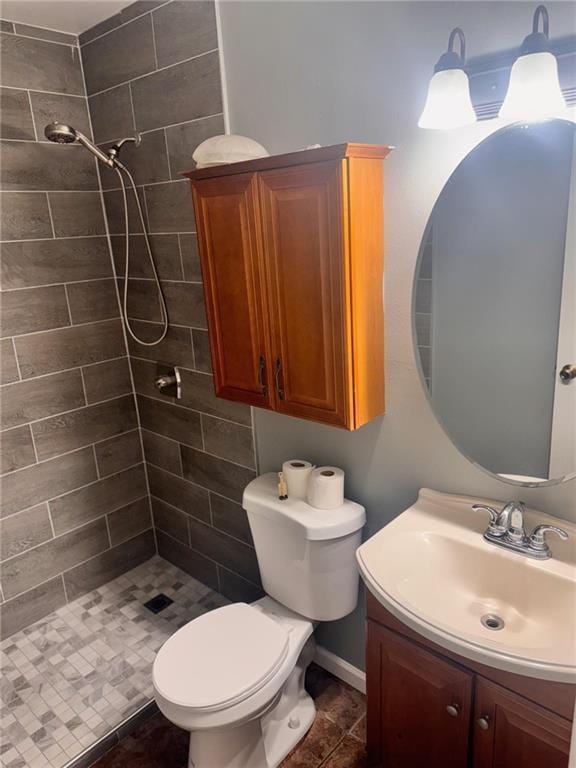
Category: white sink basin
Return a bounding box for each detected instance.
[357,488,576,683]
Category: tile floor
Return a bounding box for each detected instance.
[0,556,228,768]
[91,664,367,768]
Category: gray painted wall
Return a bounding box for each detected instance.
[218,0,576,668]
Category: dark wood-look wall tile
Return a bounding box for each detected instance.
[1,517,108,599]
[94,429,143,477]
[82,15,155,95]
[111,234,183,281]
[152,1,217,69]
[191,329,212,373]
[0,339,20,384]
[1,237,112,289]
[30,91,92,142]
[144,180,195,233]
[201,414,255,469]
[122,278,162,322]
[179,233,202,282]
[48,191,105,236]
[1,369,85,430]
[13,24,77,45]
[163,282,206,329]
[1,140,98,191]
[131,52,222,133]
[0,446,97,518]
[210,493,253,545]
[66,278,120,324]
[128,323,194,368]
[15,319,126,378]
[156,528,218,591]
[0,191,52,240]
[151,496,189,544]
[0,503,52,561]
[50,462,147,534]
[0,32,85,94]
[102,186,147,235]
[218,567,264,604]
[120,0,166,24]
[0,87,36,139]
[32,394,137,461]
[0,20,14,33]
[130,357,165,399]
[0,576,66,640]
[137,394,202,449]
[88,84,135,145]
[142,429,182,475]
[0,424,36,474]
[166,114,224,179]
[107,496,151,546]
[79,15,121,46]
[188,515,260,584]
[63,528,155,601]
[147,463,210,522]
[177,368,251,425]
[99,130,170,190]
[181,445,256,503]
[82,357,132,403]
[1,284,70,337]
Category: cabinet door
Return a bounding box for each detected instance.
[473,678,571,768]
[192,173,272,407]
[258,161,350,426]
[366,621,473,768]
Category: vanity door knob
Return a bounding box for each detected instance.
[446,704,461,717]
[477,716,491,731]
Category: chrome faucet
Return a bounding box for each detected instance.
[472,501,568,559]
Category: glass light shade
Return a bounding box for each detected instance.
[418,69,477,129]
[499,51,566,120]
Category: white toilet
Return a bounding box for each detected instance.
[153,473,366,768]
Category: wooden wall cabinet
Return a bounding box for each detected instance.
[185,143,391,430]
[366,594,574,768]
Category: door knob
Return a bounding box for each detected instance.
[446,703,461,717]
[477,716,490,731]
[559,364,576,383]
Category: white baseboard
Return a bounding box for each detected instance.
[314,645,366,695]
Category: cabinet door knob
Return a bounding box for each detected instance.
[477,716,491,731]
[446,704,461,717]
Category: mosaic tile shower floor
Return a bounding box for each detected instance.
[0,556,228,768]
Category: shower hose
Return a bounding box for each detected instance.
[113,161,169,347]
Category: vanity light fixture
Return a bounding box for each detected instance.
[418,28,477,130]
[499,5,566,120]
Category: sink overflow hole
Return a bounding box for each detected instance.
[481,613,505,631]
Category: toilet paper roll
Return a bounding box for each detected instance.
[282,460,315,499]
[306,466,345,509]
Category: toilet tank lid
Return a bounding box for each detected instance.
[242,473,366,541]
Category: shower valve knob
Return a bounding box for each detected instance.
[155,364,181,398]
[155,374,177,391]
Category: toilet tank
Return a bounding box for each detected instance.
[242,474,366,621]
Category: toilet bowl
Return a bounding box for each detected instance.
[153,473,366,768]
[153,598,315,767]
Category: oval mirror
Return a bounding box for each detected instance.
[413,119,575,487]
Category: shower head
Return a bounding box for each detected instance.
[44,123,77,144]
[44,122,114,167]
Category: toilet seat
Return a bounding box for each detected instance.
[153,603,289,713]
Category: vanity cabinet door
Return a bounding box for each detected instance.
[472,679,571,768]
[257,160,351,427]
[192,173,273,408]
[367,621,473,768]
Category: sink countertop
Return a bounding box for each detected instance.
[357,488,576,684]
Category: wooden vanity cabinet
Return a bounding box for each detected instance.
[186,143,391,429]
[366,594,574,768]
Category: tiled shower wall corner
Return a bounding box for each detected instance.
[79,0,263,605]
[0,21,155,639]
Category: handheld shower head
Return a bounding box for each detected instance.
[44,122,114,167]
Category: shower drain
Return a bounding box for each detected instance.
[481,613,505,631]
